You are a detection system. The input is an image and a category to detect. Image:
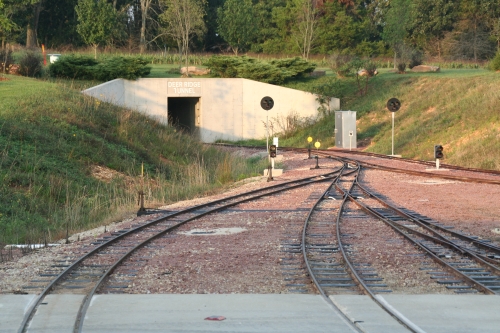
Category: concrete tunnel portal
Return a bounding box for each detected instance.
[168,97,201,137]
[82,78,339,143]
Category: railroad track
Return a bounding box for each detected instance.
[346,176,500,295]
[301,158,500,333]
[17,162,346,333]
[211,143,500,183]
[302,161,427,333]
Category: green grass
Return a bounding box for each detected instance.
[0,75,267,244]
[275,68,500,170]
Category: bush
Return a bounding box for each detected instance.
[49,55,151,80]
[489,50,500,71]
[408,49,423,69]
[0,48,14,74]
[18,51,43,77]
[397,62,407,73]
[269,57,316,79]
[205,55,316,84]
[49,55,97,80]
[203,56,243,78]
[327,53,353,77]
[93,57,151,81]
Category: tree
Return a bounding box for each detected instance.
[75,0,117,59]
[291,0,318,59]
[159,0,206,75]
[0,1,16,46]
[381,0,411,68]
[457,0,499,61]
[0,0,39,48]
[139,0,154,53]
[217,0,257,55]
[408,0,457,58]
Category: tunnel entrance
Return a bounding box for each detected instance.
[167,97,201,137]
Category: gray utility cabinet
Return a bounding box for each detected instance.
[335,111,357,149]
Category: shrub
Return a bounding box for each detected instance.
[408,49,423,69]
[269,57,316,79]
[93,57,151,81]
[397,62,407,73]
[237,60,288,84]
[205,55,316,84]
[18,51,43,77]
[0,48,14,74]
[49,55,151,81]
[204,56,243,78]
[489,50,500,71]
[327,53,353,77]
[49,55,97,79]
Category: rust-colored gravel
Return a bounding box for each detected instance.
[1,150,499,296]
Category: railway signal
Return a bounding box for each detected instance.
[434,144,444,170]
[261,96,275,182]
[270,145,277,158]
[434,145,444,159]
[386,98,401,156]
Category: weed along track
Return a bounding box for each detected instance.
[17,157,345,333]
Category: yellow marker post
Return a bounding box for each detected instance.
[313,141,321,169]
[307,136,313,159]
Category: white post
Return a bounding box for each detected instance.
[436,159,440,170]
[391,112,395,156]
[266,114,270,167]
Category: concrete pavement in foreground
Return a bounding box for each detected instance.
[1,294,499,333]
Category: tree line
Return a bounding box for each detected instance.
[1,0,499,61]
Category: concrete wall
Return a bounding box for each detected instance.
[83,78,340,143]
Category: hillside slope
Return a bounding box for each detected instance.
[0,76,265,244]
[286,69,500,170]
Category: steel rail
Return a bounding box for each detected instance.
[275,146,500,177]
[338,171,497,295]
[208,143,500,177]
[354,160,500,185]
[18,167,343,333]
[333,162,424,333]
[353,198,500,276]
[299,164,363,333]
[330,149,500,176]
[74,168,343,332]
[353,181,500,259]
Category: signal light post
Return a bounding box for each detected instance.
[434,145,444,169]
[261,96,274,181]
[307,136,313,159]
[386,98,401,156]
[311,141,321,169]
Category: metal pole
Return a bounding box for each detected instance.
[391,112,395,156]
[266,114,269,154]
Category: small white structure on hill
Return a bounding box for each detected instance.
[83,78,340,143]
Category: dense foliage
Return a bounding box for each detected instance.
[0,0,499,61]
[205,55,315,84]
[49,55,151,80]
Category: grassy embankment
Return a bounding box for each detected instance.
[280,69,500,170]
[0,75,267,244]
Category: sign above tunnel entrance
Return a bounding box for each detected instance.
[168,81,202,95]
